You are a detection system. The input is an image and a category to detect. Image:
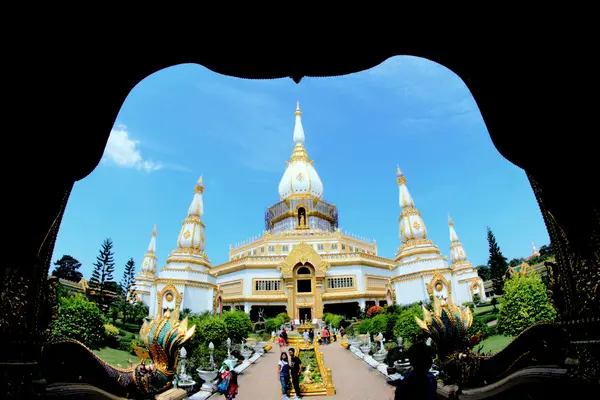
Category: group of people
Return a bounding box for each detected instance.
[277,347,303,400]
[213,330,437,400]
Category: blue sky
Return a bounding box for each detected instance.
[52,56,549,282]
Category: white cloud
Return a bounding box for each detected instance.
[103,125,163,172]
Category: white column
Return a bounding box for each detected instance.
[359,299,366,311]
[244,302,251,314]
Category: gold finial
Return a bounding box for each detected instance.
[152,224,157,236]
[396,166,407,185]
[448,215,454,226]
[295,101,302,116]
[195,175,204,193]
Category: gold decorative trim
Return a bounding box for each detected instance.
[219,279,244,296]
[157,281,183,317]
[322,290,387,301]
[156,278,216,290]
[278,242,330,278]
[222,295,288,303]
[425,272,452,301]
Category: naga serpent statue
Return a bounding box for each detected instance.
[414,296,571,390]
[41,307,195,399]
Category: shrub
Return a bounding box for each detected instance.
[330,315,345,329]
[366,305,384,318]
[463,301,474,309]
[393,304,423,346]
[480,313,498,324]
[104,323,119,347]
[488,324,498,336]
[129,337,146,356]
[358,318,373,334]
[52,295,106,349]
[323,313,333,325]
[222,310,253,343]
[473,294,481,307]
[490,297,498,311]
[467,314,490,341]
[190,342,228,374]
[497,274,557,336]
[276,312,291,323]
[196,316,229,346]
[118,334,134,351]
[344,323,356,337]
[265,317,284,334]
[371,314,389,336]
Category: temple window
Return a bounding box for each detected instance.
[297,266,311,275]
[268,245,275,252]
[282,245,289,252]
[317,244,324,250]
[327,277,354,289]
[342,244,346,250]
[260,247,264,253]
[254,279,282,291]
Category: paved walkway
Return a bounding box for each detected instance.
[227,340,395,400]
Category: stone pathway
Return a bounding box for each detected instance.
[226,341,395,400]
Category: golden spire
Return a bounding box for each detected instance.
[152,224,157,237]
[448,215,454,227]
[396,165,407,186]
[295,100,302,116]
[195,175,204,194]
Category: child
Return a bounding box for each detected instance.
[216,360,238,399]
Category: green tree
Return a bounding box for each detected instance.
[393,304,423,346]
[196,316,228,346]
[508,257,525,267]
[538,244,553,259]
[497,274,557,336]
[51,295,106,348]
[89,238,117,313]
[222,310,253,343]
[487,227,508,295]
[476,265,491,281]
[51,255,83,282]
[121,257,137,303]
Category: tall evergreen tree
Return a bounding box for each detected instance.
[89,238,116,312]
[487,227,508,295]
[476,265,491,281]
[51,255,83,282]
[121,257,137,303]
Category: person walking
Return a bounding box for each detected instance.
[288,348,303,400]
[308,329,314,344]
[303,330,309,344]
[278,352,291,400]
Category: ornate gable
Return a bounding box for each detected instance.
[278,242,330,278]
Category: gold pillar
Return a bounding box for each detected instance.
[314,278,324,318]
[286,279,295,320]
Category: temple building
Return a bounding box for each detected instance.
[135,102,485,322]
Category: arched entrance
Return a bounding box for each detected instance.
[278,242,330,321]
[295,264,315,321]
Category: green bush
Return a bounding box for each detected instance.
[357,318,373,334]
[344,323,356,337]
[467,314,490,340]
[463,301,474,308]
[323,313,333,325]
[118,334,134,351]
[190,342,228,374]
[497,274,557,336]
[488,324,498,336]
[393,304,423,346]
[265,317,284,333]
[473,294,481,307]
[196,316,229,346]
[52,295,106,349]
[222,310,253,343]
[330,315,345,329]
[480,313,498,324]
[276,312,291,323]
[104,323,119,347]
[371,314,389,336]
[129,337,146,356]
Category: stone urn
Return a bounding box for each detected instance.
[372,352,387,362]
[197,368,219,392]
[360,344,371,354]
[241,348,253,359]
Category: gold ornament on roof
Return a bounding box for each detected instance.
[165,292,174,302]
[183,231,191,239]
[297,172,305,182]
[435,282,443,292]
[413,221,421,230]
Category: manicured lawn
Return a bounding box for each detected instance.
[477,335,513,354]
[93,347,137,368]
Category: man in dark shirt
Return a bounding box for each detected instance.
[288,348,303,399]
